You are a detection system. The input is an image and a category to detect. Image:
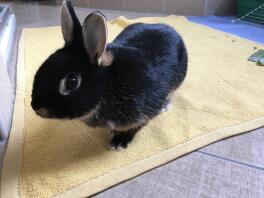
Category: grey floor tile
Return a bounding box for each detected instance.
[200,127,264,168]
[94,152,264,198]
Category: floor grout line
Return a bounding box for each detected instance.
[196,150,264,171]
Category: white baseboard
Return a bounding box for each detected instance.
[0,8,16,140]
[0,14,16,77]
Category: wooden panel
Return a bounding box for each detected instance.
[55,0,63,5]
[89,0,124,11]
[206,0,236,15]
[124,0,164,13]
[72,0,89,7]
[55,0,237,15]
[164,0,206,15]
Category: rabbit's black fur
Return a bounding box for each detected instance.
[31,1,187,149]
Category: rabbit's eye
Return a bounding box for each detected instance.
[66,74,79,90]
[59,73,81,95]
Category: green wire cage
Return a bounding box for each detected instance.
[237,0,264,24]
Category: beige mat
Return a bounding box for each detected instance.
[2,16,264,198]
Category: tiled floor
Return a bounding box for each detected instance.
[1,1,264,197]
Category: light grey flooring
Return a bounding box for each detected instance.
[1,1,264,198]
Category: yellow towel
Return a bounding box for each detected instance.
[2,16,264,198]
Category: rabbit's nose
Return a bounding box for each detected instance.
[35,108,50,118]
[31,98,43,111]
[31,100,37,111]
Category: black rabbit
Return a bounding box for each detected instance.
[31,0,188,150]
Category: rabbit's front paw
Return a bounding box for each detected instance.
[108,127,140,151]
[108,132,131,150]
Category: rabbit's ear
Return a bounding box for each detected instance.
[61,0,82,45]
[82,12,109,66]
